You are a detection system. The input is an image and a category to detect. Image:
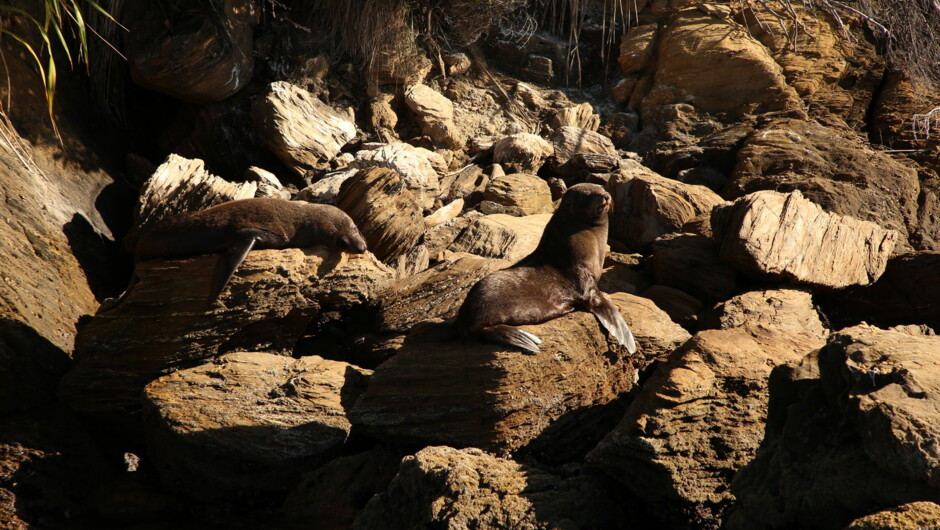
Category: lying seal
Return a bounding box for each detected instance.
[135,198,367,302]
[455,183,636,353]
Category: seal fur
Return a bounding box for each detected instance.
[455,183,636,353]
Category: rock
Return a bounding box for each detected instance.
[142,352,370,501]
[619,23,659,75]
[845,502,940,530]
[334,167,426,263]
[607,160,723,250]
[589,289,828,528]
[448,213,551,263]
[872,73,940,150]
[478,173,554,216]
[124,0,256,103]
[295,168,358,204]
[439,164,489,205]
[609,292,692,361]
[712,190,899,288]
[611,77,638,105]
[404,84,464,149]
[374,253,503,334]
[443,52,472,76]
[367,93,398,142]
[424,199,464,228]
[352,143,442,210]
[350,293,681,454]
[252,81,357,176]
[550,126,617,169]
[353,446,633,530]
[424,213,480,261]
[640,284,702,327]
[651,233,737,301]
[549,102,601,131]
[393,244,431,278]
[492,133,554,174]
[599,253,648,295]
[243,166,290,199]
[728,325,940,529]
[364,46,432,88]
[58,249,393,426]
[703,289,827,341]
[282,447,406,529]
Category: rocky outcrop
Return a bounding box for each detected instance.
[448,213,551,263]
[478,173,553,216]
[352,143,442,210]
[845,502,940,530]
[550,126,617,172]
[713,190,898,288]
[651,233,737,301]
[142,352,370,501]
[619,23,658,75]
[492,133,553,174]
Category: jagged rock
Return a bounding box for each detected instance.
[607,159,723,250]
[702,289,827,340]
[352,143,442,210]
[713,190,899,288]
[550,102,600,131]
[619,23,659,75]
[142,352,370,501]
[424,213,480,261]
[872,73,940,150]
[478,173,553,216]
[368,93,399,142]
[651,233,737,301]
[439,164,489,205]
[425,199,464,228]
[404,84,464,149]
[492,133,553,174]
[551,126,617,169]
[600,253,648,295]
[282,447,406,529]
[844,502,940,530]
[374,253,503,334]
[728,325,940,529]
[58,249,393,425]
[353,446,632,530]
[589,289,828,528]
[443,52,472,76]
[124,0,256,103]
[349,293,683,454]
[243,166,289,199]
[252,81,357,176]
[295,168,358,204]
[723,119,921,249]
[640,284,702,326]
[335,167,425,263]
[448,213,551,263]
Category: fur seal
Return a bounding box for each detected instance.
[455,183,636,353]
[135,198,367,302]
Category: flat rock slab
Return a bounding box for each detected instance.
[59,249,393,426]
[713,190,898,288]
[143,352,370,501]
[448,213,551,263]
[349,294,685,454]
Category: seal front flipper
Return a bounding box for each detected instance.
[208,233,258,303]
[589,292,637,354]
[479,324,542,353]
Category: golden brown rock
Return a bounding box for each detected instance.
[478,173,553,216]
[448,213,551,263]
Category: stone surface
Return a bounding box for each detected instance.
[353,446,631,530]
[295,168,358,204]
[872,73,940,150]
[651,232,737,301]
[58,249,393,425]
[404,83,464,149]
[350,293,684,454]
[334,167,425,263]
[143,352,370,501]
[492,133,553,174]
[478,173,553,216]
[448,213,551,263]
[844,502,940,530]
[713,190,899,288]
[439,164,490,205]
[589,289,827,528]
[253,81,357,176]
[243,166,289,200]
[549,102,600,131]
[640,284,702,327]
[619,23,659,75]
[352,142,442,210]
[607,159,723,250]
[550,126,617,169]
[425,199,464,228]
[702,289,827,341]
[728,325,940,529]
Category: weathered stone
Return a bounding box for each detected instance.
[424,212,480,261]
[611,77,638,105]
[243,166,289,200]
[479,173,553,216]
[589,289,827,528]
[619,23,659,75]
[58,249,393,425]
[703,288,827,341]
[651,233,737,301]
[354,446,631,530]
[549,102,600,131]
[713,190,899,288]
[599,253,648,295]
[124,0,256,103]
[404,83,464,149]
[352,143,442,210]
[295,168,358,204]
[443,52,472,76]
[551,126,617,168]
[350,293,680,454]
[439,164,489,205]
[845,502,940,530]
[872,73,940,150]
[492,133,553,174]
[367,93,399,142]
[335,167,425,263]
[365,46,432,88]
[448,213,551,263]
[607,159,723,250]
[252,81,357,176]
[143,352,370,501]
[640,284,702,327]
[425,199,464,228]
[728,325,940,529]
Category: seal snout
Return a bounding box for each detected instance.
[338,230,368,254]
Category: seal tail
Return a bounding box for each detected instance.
[479,324,542,353]
[589,292,637,354]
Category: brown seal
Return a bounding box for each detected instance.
[455,183,636,353]
[135,198,367,302]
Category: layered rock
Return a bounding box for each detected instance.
[845,502,940,530]
[478,173,553,216]
[404,83,464,149]
[492,133,553,174]
[448,213,551,263]
[143,353,370,501]
[352,143,442,210]
[713,190,898,288]
[651,233,737,301]
[550,126,617,170]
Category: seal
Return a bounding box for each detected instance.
[135,198,368,302]
[455,183,636,353]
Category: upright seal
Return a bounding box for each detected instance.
[135,198,367,302]
[455,183,636,353]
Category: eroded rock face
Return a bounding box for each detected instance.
[550,126,617,169]
[492,133,553,174]
[589,289,827,528]
[353,446,631,530]
[844,502,940,530]
[713,190,898,288]
[729,325,940,529]
[479,173,554,216]
[143,352,370,501]
[651,233,737,301]
[448,213,551,263]
[404,83,464,149]
[352,143,442,210]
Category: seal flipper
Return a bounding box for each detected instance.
[589,292,637,354]
[479,324,542,353]
[208,234,258,303]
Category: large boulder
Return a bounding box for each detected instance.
[352,143,442,210]
[845,502,940,530]
[404,83,464,149]
[448,213,551,263]
[550,126,617,170]
[619,23,659,75]
[492,133,553,174]
[651,233,737,301]
[478,173,554,216]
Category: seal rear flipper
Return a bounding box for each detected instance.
[208,235,258,303]
[590,293,637,354]
[479,324,542,353]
